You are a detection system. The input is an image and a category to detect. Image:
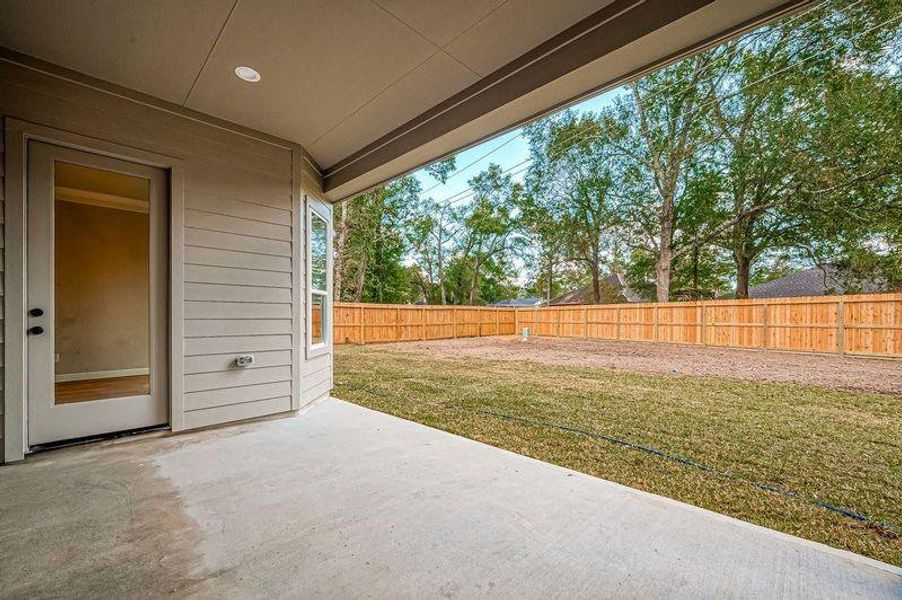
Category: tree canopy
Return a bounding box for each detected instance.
[334,0,902,305]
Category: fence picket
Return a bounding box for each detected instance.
[333,294,901,358]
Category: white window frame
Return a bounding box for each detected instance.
[306,196,332,358]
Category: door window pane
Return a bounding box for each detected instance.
[54,161,151,404]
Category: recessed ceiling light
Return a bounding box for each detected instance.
[234,66,261,83]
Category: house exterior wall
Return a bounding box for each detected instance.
[0,61,333,461]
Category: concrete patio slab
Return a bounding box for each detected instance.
[1,398,899,599]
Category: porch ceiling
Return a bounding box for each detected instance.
[0,0,815,201]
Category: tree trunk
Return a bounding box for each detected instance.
[590,261,602,304]
[468,262,481,305]
[692,246,700,295]
[735,254,751,299]
[437,229,447,305]
[655,195,675,303]
[334,202,349,301]
[353,252,368,302]
[546,254,554,302]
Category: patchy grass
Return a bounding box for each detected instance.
[334,344,902,567]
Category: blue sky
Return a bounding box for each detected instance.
[411,88,622,205]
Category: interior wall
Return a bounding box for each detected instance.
[1,58,333,461]
[54,200,149,378]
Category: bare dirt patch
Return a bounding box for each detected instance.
[380,336,902,395]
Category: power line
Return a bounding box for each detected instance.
[419,133,521,196]
[422,0,856,205]
[436,4,896,209]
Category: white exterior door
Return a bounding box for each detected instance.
[27,142,169,446]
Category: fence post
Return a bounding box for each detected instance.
[616,307,621,341]
[396,306,401,341]
[584,307,589,339]
[478,309,482,337]
[495,309,500,336]
[515,308,520,337]
[556,308,561,338]
[453,307,457,339]
[761,302,769,349]
[422,306,427,341]
[700,302,707,346]
[837,296,846,357]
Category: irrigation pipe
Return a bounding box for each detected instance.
[475,408,901,535]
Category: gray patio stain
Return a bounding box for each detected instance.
[0,438,209,599]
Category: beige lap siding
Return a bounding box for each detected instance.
[0,59,333,455]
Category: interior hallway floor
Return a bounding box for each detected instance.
[55,374,150,403]
[1,398,899,599]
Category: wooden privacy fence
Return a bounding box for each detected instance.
[334,303,517,344]
[334,293,902,358]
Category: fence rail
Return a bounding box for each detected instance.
[334,293,902,358]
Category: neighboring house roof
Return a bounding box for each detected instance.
[491,297,546,307]
[747,265,885,298]
[550,273,644,305]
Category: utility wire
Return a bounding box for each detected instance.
[419,0,845,201]
[432,1,886,208]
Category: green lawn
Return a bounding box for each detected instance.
[334,344,902,567]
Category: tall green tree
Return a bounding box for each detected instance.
[333,176,419,303]
[524,112,624,303]
[446,165,522,304]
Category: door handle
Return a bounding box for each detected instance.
[29,308,44,317]
[28,326,44,335]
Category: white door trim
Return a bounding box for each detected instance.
[27,142,168,445]
[3,118,186,462]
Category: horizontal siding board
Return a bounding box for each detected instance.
[185,283,291,303]
[185,335,292,356]
[300,364,332,394]
[185,319,292,337]
[0,62,329,441]
[185,349,292,374]
[185,228,291,257]
[185,365,292,393]
[185,301,291,320]
[1,62,290,169]
[300,352,331,376]
[187,193,291,225]
[185,381,292,411]
[186,160,292,209]
[300,379,332,405]
[0,74,289,177]
[185,265,290,288]
[186,209,291,240]
[184,396,293,428]
[185,246,291,273]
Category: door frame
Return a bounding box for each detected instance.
[26,142,169,445]
[3,118,187,462]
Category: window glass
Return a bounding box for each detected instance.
[311,293,325,345]
[311,213,327,292]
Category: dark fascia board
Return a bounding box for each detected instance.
[323,0,816,197]
[323,0,713,191]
